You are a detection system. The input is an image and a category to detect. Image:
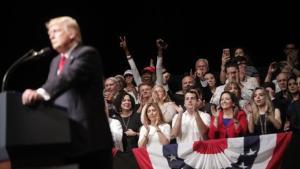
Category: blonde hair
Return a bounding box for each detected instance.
[224,81,242,99]
[250,87,275,124]
[151,85,171,103]
[46,16,82,43]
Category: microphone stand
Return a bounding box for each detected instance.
[1,49,34,92]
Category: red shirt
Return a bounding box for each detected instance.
[208,110,248,139]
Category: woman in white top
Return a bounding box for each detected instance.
[138,102,171,147]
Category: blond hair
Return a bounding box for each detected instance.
[46,16,82,43]
[151,85,171,103]
[250,87,275,124]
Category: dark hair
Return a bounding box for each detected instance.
[287,75,298,100]
[185,88,202,100]
[233,46,247,55]
[225,62,239,73]
[262,82,275,91]
[233,46,255,65]
[114,92,135,112]
[219,91,241,118]
[236,56,248,65]
[204,72,220,86]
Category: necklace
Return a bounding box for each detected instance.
[121,116,131,130]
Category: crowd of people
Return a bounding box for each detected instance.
[105,35,300,154]
[1,15,299,169]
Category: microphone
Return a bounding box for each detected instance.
[1,47,52,91]
[24,47,52,61]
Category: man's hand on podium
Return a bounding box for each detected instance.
[22,89,44,105]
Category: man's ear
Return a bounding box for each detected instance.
[69,33,75,40]
[68,29,76,40]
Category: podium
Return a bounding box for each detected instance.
[0,91,71,168]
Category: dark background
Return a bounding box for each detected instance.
[2,2,300,92]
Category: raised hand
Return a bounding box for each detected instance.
[103,90,113,103]
[211,104,219,117]
[175,105,184,114]
[287,49,298,65]
[119,36,127,49]
[221,48,231,66]
[195,69,205,79]
[120,36,131,56]
[211,104,219,128]
[243,103,252,114]
[190,68,194,77]
[268,61,277,74]
[153,94,159,103]
[144,120,150,135]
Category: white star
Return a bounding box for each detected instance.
[238,162,248,169]
[168,154,177,161]
[245,148,256,156]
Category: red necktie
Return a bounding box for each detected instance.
[58,54,66,75]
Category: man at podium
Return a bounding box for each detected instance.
[21,16,113,169]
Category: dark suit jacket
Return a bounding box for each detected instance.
[288,100,300,132]
[42,45,113,155]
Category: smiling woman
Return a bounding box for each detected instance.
[208,91,248,139]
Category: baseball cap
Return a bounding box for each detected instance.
[123,69,133,76]
[142,66,156,74]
